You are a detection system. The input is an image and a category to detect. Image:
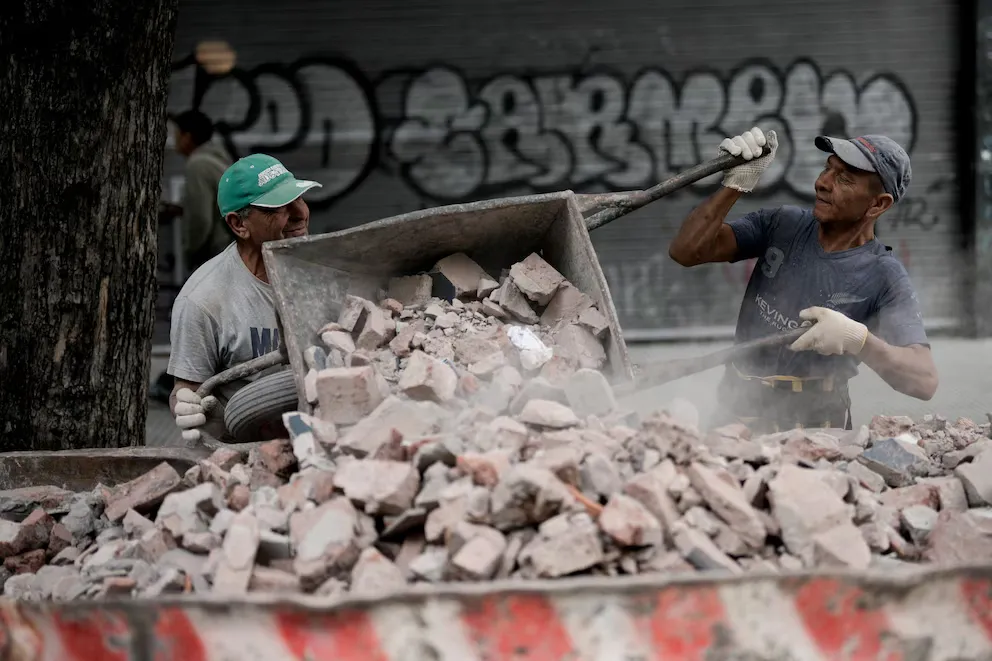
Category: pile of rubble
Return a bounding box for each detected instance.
[2,251,992,601]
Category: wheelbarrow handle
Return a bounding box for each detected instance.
[614,323,814,395]
[583,151,748,232]
[194,346,289,399]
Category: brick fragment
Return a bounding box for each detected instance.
[918,476,969,512]
[433,253,492,298]
[389,319,424,358]
[925,509,992,564]
[900,505,939,544]
[767,464,852,563]
[576,306,609,339]
[249,567,301,593]
[337,295,370,333]
[388,275,433,307]
[449,524,508,580]
[553,324,607,370]
[869,414,915,441]
[686,462,765,548]
[334,460,421,515]
[213,512,260,595]
[291,498,360,589]
[540,282,594,328]
[599,494,662,547]
[497,279,539,324]
[355,303,392,351]
[671,523,741,574]
[398,351,457,403]
[520,514,604,577]
[316,366,388,425]
[477,278,499,300]
[5,550,46,575]
[563,368,616,417]
[954,448,992,506]
[339,396,445,457]
[350,547,407,595]
[510,253,564,305]
[104,463,181,523]
[207,447,242,472]
[321,330,355,355]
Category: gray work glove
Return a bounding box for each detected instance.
[719,127,778,193]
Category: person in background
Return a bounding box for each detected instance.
[169,110,236,271]
[152,110,235,404]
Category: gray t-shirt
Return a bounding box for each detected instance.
[727,205,928,382]
[168,243,284,403]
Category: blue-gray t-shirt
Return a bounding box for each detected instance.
[727,205,928,382]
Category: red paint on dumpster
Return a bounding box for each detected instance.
[52,609,132,661]
[151,608,207,661]
[961,578,992,641]
[462,594,574,659]
[794,578,899,661]
[630,586,725,661]
[276,610,388,661]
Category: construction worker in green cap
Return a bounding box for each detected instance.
[167,154,322,444]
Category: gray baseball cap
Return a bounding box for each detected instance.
[814,135,912,203]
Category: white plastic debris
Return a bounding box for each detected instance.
[506,326,553,371]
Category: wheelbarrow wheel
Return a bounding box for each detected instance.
[223,369,299,444]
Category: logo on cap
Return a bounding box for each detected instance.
[257,164,288,187]
[855,137,877,154]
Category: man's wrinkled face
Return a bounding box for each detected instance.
[813,155,887,225]
[244,197,310,245]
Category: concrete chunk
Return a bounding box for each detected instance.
[811,523,871,569]
[518,399,579,428]
[672,523,741,574]
[449,527,507,580]
[900,505,939,544]
[398,351,458,403]
[553,324,607,371]
[858,437,930,488]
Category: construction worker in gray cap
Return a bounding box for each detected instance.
[668,128,938,433]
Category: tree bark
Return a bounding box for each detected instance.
[0,0,179,450]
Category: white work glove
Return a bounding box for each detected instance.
[719,127,778,193]
[175,388,218,443]
[789,307,868,356]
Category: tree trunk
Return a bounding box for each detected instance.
[0,0,178,450]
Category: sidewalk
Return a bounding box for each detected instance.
[146,337,992,445]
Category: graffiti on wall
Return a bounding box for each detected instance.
[168,54,917,208]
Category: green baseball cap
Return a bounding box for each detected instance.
[217,154,322,216]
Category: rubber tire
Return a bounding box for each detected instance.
[223,369,299,444]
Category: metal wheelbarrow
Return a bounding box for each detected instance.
[194,152,806,447]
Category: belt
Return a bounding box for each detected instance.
[731,364,836,393]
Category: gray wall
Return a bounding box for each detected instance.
[161,0,965,338]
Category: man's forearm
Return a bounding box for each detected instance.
[668,187,742,266]
[859,334,938,400]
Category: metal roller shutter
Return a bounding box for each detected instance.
[161,0,964,340]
